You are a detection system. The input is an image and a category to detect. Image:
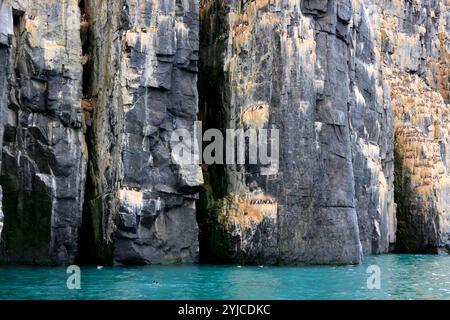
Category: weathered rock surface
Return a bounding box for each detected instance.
[0,0,86,264]
[198,0,448,264]
[387,69,450,252]
[373,0,450,252]
[0,0,11,238]
[80,0,202,265]
[0,0,448,265]
[0,0,202,265]
[199,0,378,264]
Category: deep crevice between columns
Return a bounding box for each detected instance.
[77,0,100,265]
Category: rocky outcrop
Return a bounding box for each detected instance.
[349,0,396,256]
[198,0,449,264]
[388,69,450,252]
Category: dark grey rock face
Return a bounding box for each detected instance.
[81,0,202,265]
[199,0,357,264]
[0,0,86,264]
[0,0,11,237]
[0,0,202,266]
[113,0,202,264]
[0,0,448,266]
[198,0,395,264]
[350,1,396,255]
[197,0,450,264]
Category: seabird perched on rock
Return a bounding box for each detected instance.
[121,4,131,28]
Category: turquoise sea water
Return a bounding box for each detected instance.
[1,254,450,300]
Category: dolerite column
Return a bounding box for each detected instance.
[347,1,396,255]
[114,0,202,264]
[0,0,87,264]
[83,0,202,264]
[199,0,363,264]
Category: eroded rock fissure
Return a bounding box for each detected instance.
[78,0,103,265]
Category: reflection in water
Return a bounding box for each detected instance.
[1,254,450,299]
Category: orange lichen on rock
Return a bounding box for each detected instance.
[24,15,39,47]
[232,16,251,46]
[255,0,270,9]
[240,101,269,129]
[436,32,450,102]
[233,20,249,36]
[80,13,91,29]
[81,97,94,128]
[231,196,277,227]
[82,98,93,111]
[216,193,277,230]
[81,54,90,65]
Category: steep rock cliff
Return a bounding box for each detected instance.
[0,0,202,265]
[0,0,86,264]
[198,0,394,264]
[80,0,202,265]
[372,0,450,252]
[0,0,11,238]
[198,0,449,264]
[0,0,448,266]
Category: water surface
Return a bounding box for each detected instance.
[1,254,450,300]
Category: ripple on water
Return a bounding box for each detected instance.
[1,254,450,299]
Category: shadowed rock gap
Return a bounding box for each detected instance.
[78,0,93,264]
[394,138,440,253]
[197,0,230,264]
[77,0,113,265]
